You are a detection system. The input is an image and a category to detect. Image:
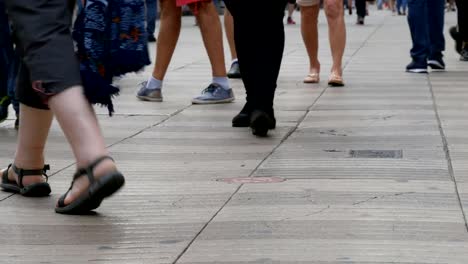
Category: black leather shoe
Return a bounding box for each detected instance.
[227,62,241,79]
[449,26,462,54]
[232,111,250,127]
[232,108,276,129]
[250,110,275,137]
[148,35,157,43]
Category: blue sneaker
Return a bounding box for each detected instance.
[192,83,235,104]
[136,82,163,102]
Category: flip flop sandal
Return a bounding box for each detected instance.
[328,73,345,87]
[1,164,51,197]
[303,73,320,83]
[55,156,125,215]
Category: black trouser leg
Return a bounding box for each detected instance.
[456,0,468,42]
[224,0,287,113]
[355,0,367,18]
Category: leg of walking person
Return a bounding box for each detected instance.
[406,0,429,72]
[225,0,288,136]
[146,0,157,42]
[0,0,11,123]
[456,0,468,60]
[427,0,445,70]
[137,0,182,102]
[287,0,297,24]
[190,1,234,104]
[224,9,241,78]
[299,2,321,83]
[324,0,346,86]
[355,0,367,24]
[2,0,124,214]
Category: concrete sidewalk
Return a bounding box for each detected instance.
[1,8,468,264]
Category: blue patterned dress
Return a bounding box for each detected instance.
[73,0,151,115]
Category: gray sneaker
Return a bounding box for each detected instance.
[191,83,235,104]
[136,82,163,102]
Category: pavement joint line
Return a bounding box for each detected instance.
[0,194,15,202]
[171,184,243,264]
[341,11,388,71]
[427,74,468,232]
[0,103,192,203]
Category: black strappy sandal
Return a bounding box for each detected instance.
[1,164,51,197]
[55,156,125,215]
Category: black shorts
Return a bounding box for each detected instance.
[288,0,296,4]
[5,0,81,110]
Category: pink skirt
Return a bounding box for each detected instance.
[176,0,209,7]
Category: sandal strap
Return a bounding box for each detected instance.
[11,164,50,188]
[73,156,114,184]
[2,164,12,183]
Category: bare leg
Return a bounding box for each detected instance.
[389,0,396,12]
[288,3,295,18]
[324,0,346,77]
[48,87,116,205]
[151,0,182,80]
[2,104,53,186]
[301,5,321,75]
[193,1,227,77]
[224,9,237,61]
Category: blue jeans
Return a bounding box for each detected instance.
[407,0,445,62]
[396,0,407,12]
[377,0,385,9]
[146,0,157,36]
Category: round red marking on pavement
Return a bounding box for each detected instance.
[218,177,286,184]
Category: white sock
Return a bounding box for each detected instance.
[212,76,230,90]
[231,59,238,65]
[146,76,162,89]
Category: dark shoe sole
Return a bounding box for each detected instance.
[1,182,51,197]
[428,61,445,71]
[55,172,125,215]
[227,73,242,79]
[250,112,274,137]
[233,116,276,129]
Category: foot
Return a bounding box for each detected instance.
[250,110,275,137]
[227,62,241,79]
[136,82,163,102]
[0,96,10,123]
[328,71,345,86]
[460,44,468,61]
[192,83,235,104]
[60,158,117,206]
[232,104,276,129]
[356,16,364,25]
[406,60,428,73]
[428,57,445,71]
[1,165,46,188]
[148,35,157,43]
[449,26,462,54]
[303,72,320,83]
[287,17,296,25]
